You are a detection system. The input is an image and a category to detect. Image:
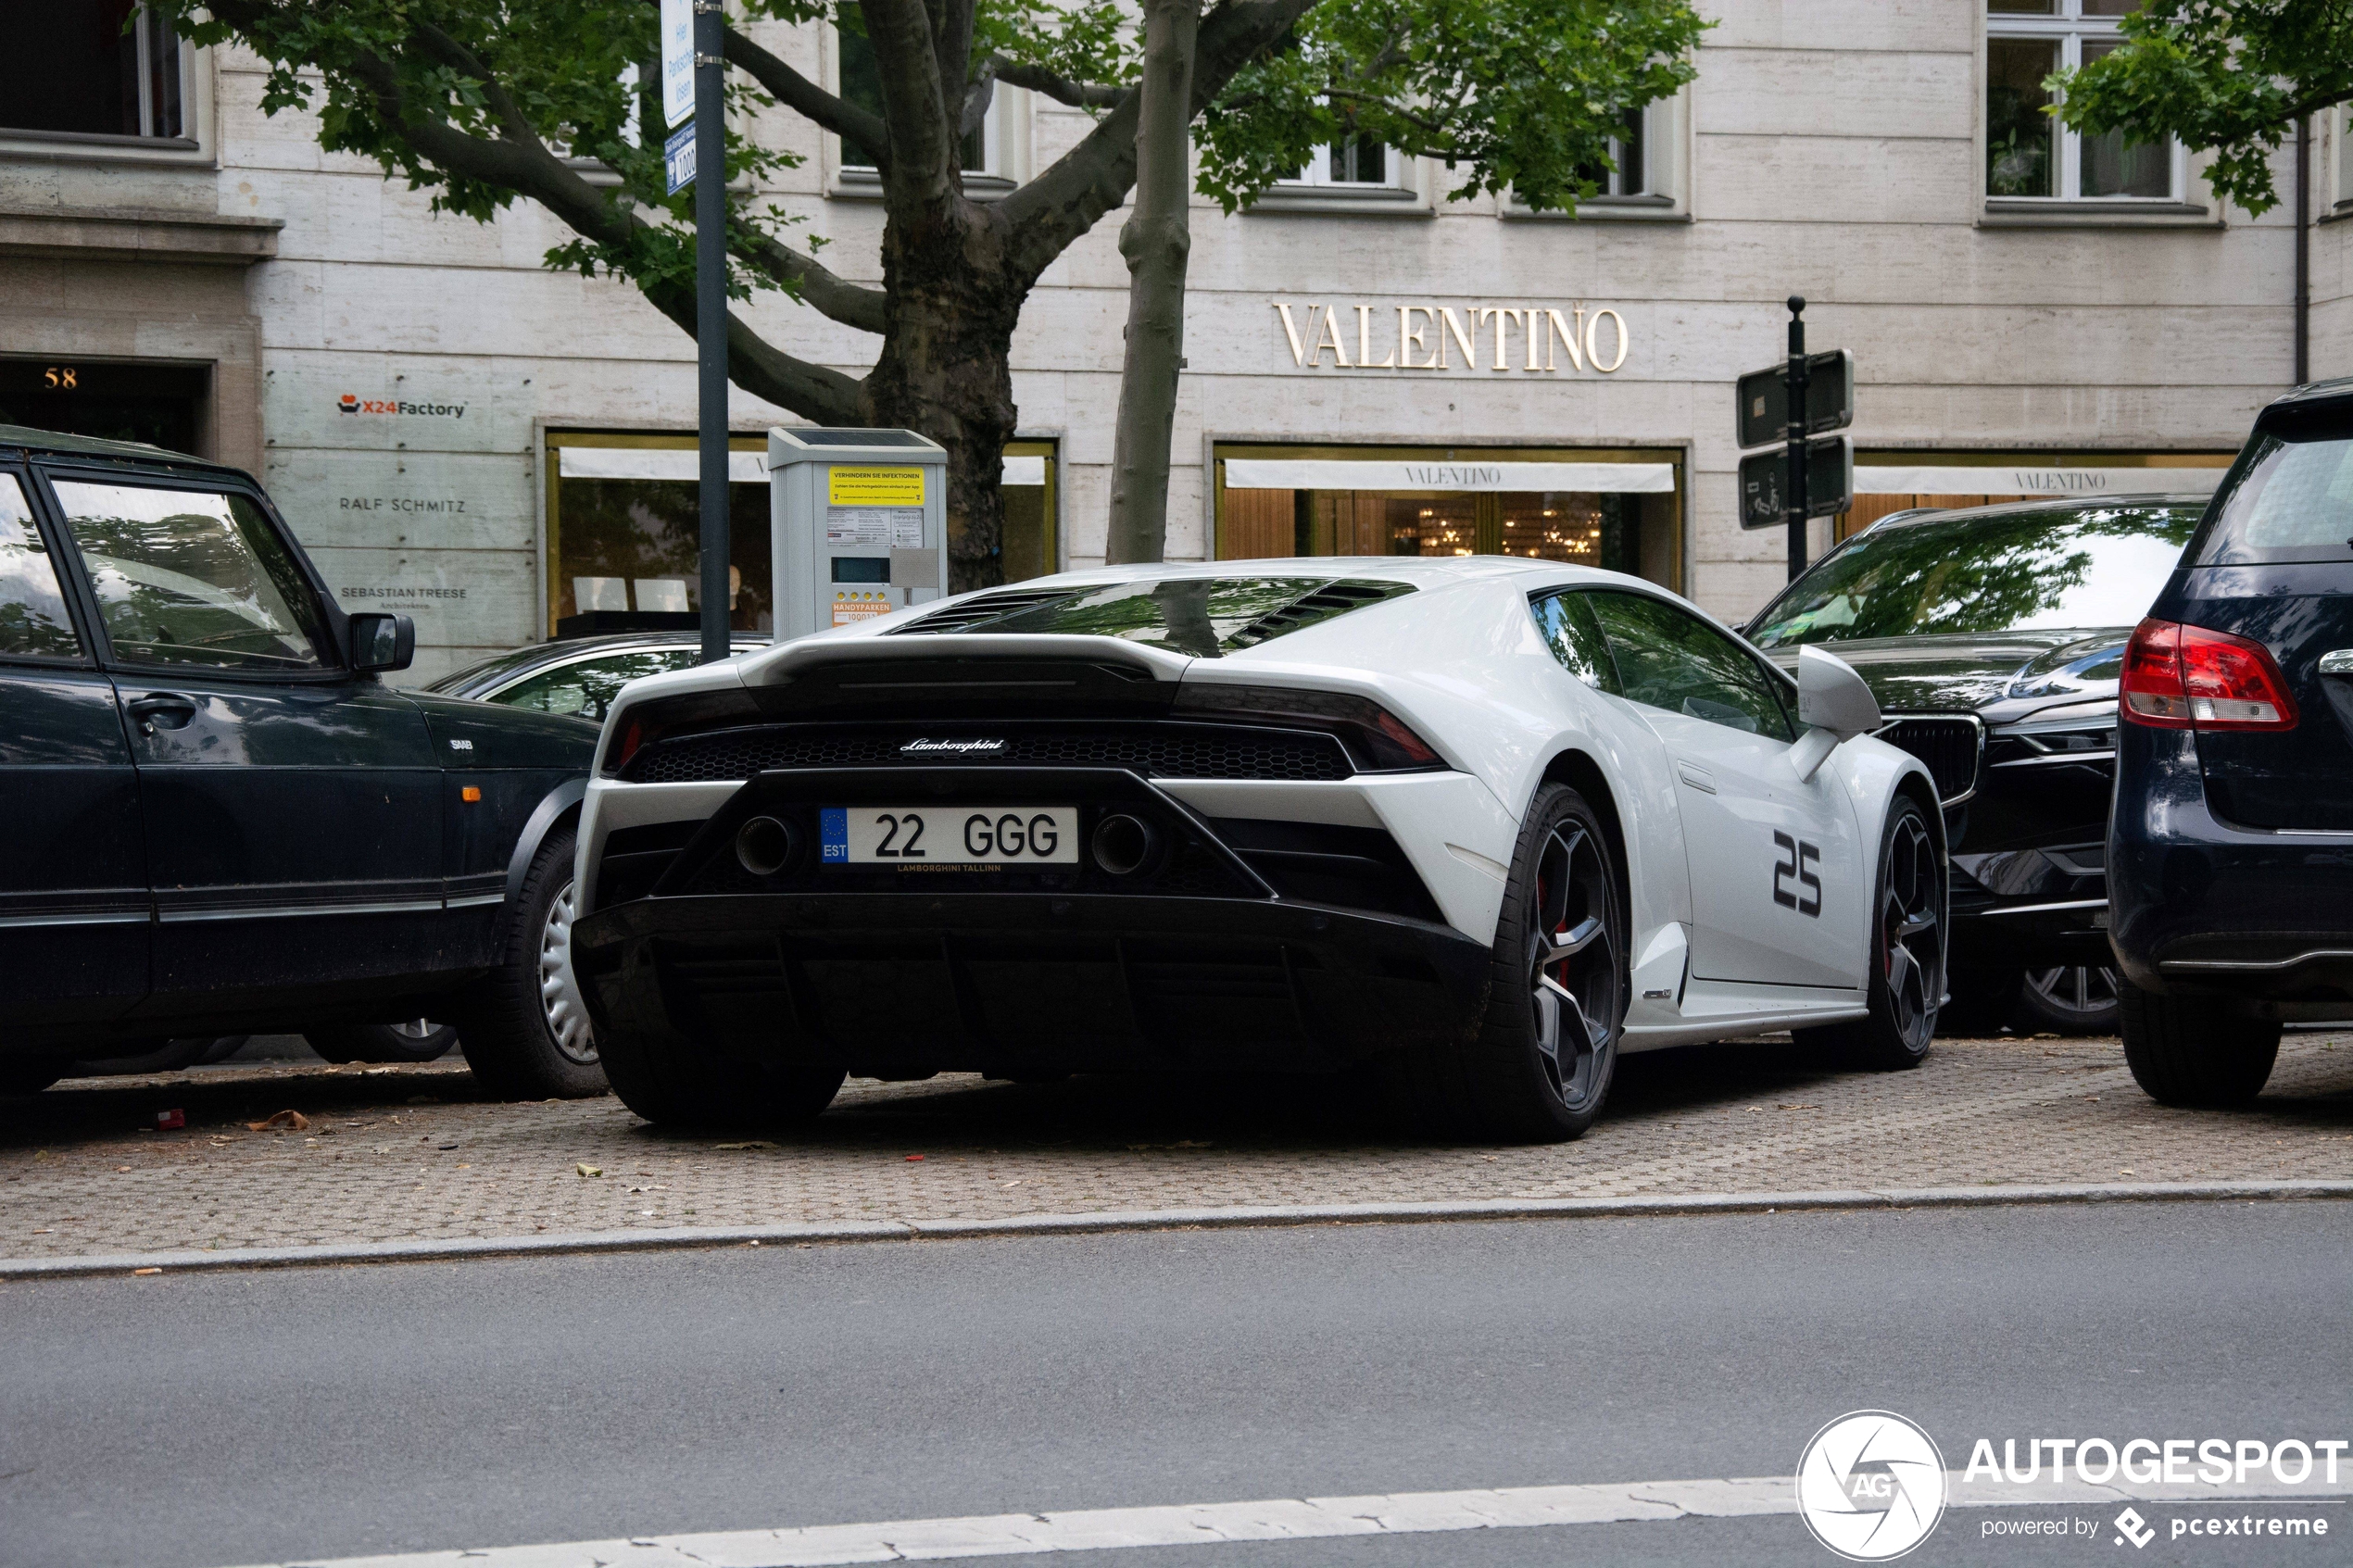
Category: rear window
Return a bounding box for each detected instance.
[1747,505,2198,647]
[2193,429,2353,565]
[907,576,1412,658]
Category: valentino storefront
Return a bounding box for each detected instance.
[0,2,2337,681]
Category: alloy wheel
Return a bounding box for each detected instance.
[1528,821,1622,1111]
[538,879,598,1065]
[2020,962,2121,1031]
[1880,810,1944,1051]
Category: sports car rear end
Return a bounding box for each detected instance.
[570,572,1507,1085]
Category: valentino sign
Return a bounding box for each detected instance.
[1273,301,1629,373]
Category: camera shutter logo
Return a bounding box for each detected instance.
[1795,1411,1947,1561]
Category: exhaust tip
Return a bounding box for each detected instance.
[735,815,798,877]
[1090,813,1156,877]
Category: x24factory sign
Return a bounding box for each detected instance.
[336,394,468,418]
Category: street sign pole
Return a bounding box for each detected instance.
[693,0,730,664]
[1784,295,1806,583]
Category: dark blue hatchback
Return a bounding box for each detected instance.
[2110,379,2353,1104]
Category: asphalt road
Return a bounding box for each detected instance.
[3,1201,2347,1568]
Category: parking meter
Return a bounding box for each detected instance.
[767,426,950,640]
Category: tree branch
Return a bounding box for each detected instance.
[733,230,888,335]
[327,29,862,421]
[721,23,889,169]
[1000,0,1314,284]
[989,56,1128,108]
[861,0,954,205]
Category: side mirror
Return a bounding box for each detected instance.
[348,612,415,673]
[1788,646,1881,783]
[1796,645,1881,740]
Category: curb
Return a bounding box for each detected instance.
[6,1179,2350,1282]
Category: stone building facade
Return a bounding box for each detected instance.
[0,1,2334,683]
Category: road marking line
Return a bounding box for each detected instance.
[226,1474,2343,1568]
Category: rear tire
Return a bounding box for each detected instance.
[305,1021,459,1065]
[1385,784,1628,1143]
[2118,980,2279,1107]
[598,1025,846,1131]
[452,825,607,1099]
[1797,794,1944,1072]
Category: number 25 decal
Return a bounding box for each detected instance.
[1772,830,1821,918]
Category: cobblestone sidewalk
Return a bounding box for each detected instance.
[3,1034,2349,1261]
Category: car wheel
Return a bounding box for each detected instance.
[597,1019,848,1132]
[195,1035,251,1065]
[453,825,608,1100]
[1390,783,1627,1143]
[304,1020,459,1064]
[2013,963,2121,1035]
[2118,980,2280,1108]
[1798,794,1944,1071]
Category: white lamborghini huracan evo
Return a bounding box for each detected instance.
[571,558,1947,1142]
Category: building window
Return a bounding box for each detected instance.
[1214,445,1682,591]
[1,3,188,143]
[1578,108,1648,197]
[1291,129,1391,188]
[836,19,994,174]
[1987,2,2175,201]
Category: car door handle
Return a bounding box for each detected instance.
[2320,649,2353,676]
[1676,760,1718,795]
[126,693,198,734]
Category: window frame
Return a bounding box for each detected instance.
[1983,2,2186,207]
[1502,88,1689,224]
[27,461,348,683]
[0,467,95,670]
[0,3,214,166]
[824,21,1024,200]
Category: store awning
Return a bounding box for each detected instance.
[1222,458,1677,494]
[1856,464,2226,497]
[557,447,1048,485]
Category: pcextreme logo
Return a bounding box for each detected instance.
[1796,1411,1948,1562]
[336,394,467,418]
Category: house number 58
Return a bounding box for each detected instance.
[44,367,78,390]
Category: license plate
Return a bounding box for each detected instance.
[820,806,1079,865]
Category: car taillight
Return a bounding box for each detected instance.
[606,712,647,773]
[2120,617,2298,732]
[1172,682,1444,770]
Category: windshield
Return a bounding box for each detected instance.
[1746,505,2198,648]
[946,576,1409,657]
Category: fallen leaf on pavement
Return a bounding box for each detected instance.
[712,1140,780,1151]
[577,1163,603,1177]
[247,1110,310,1132]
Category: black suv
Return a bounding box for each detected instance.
[0,426,599,1097]
[1746,495,2203,1035]
[2110,381,2353,1104]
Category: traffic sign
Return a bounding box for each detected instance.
[1739,436,1853,530]
[661,0,696,128]
[664,121,696,194]
[1736,350,1855,449]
